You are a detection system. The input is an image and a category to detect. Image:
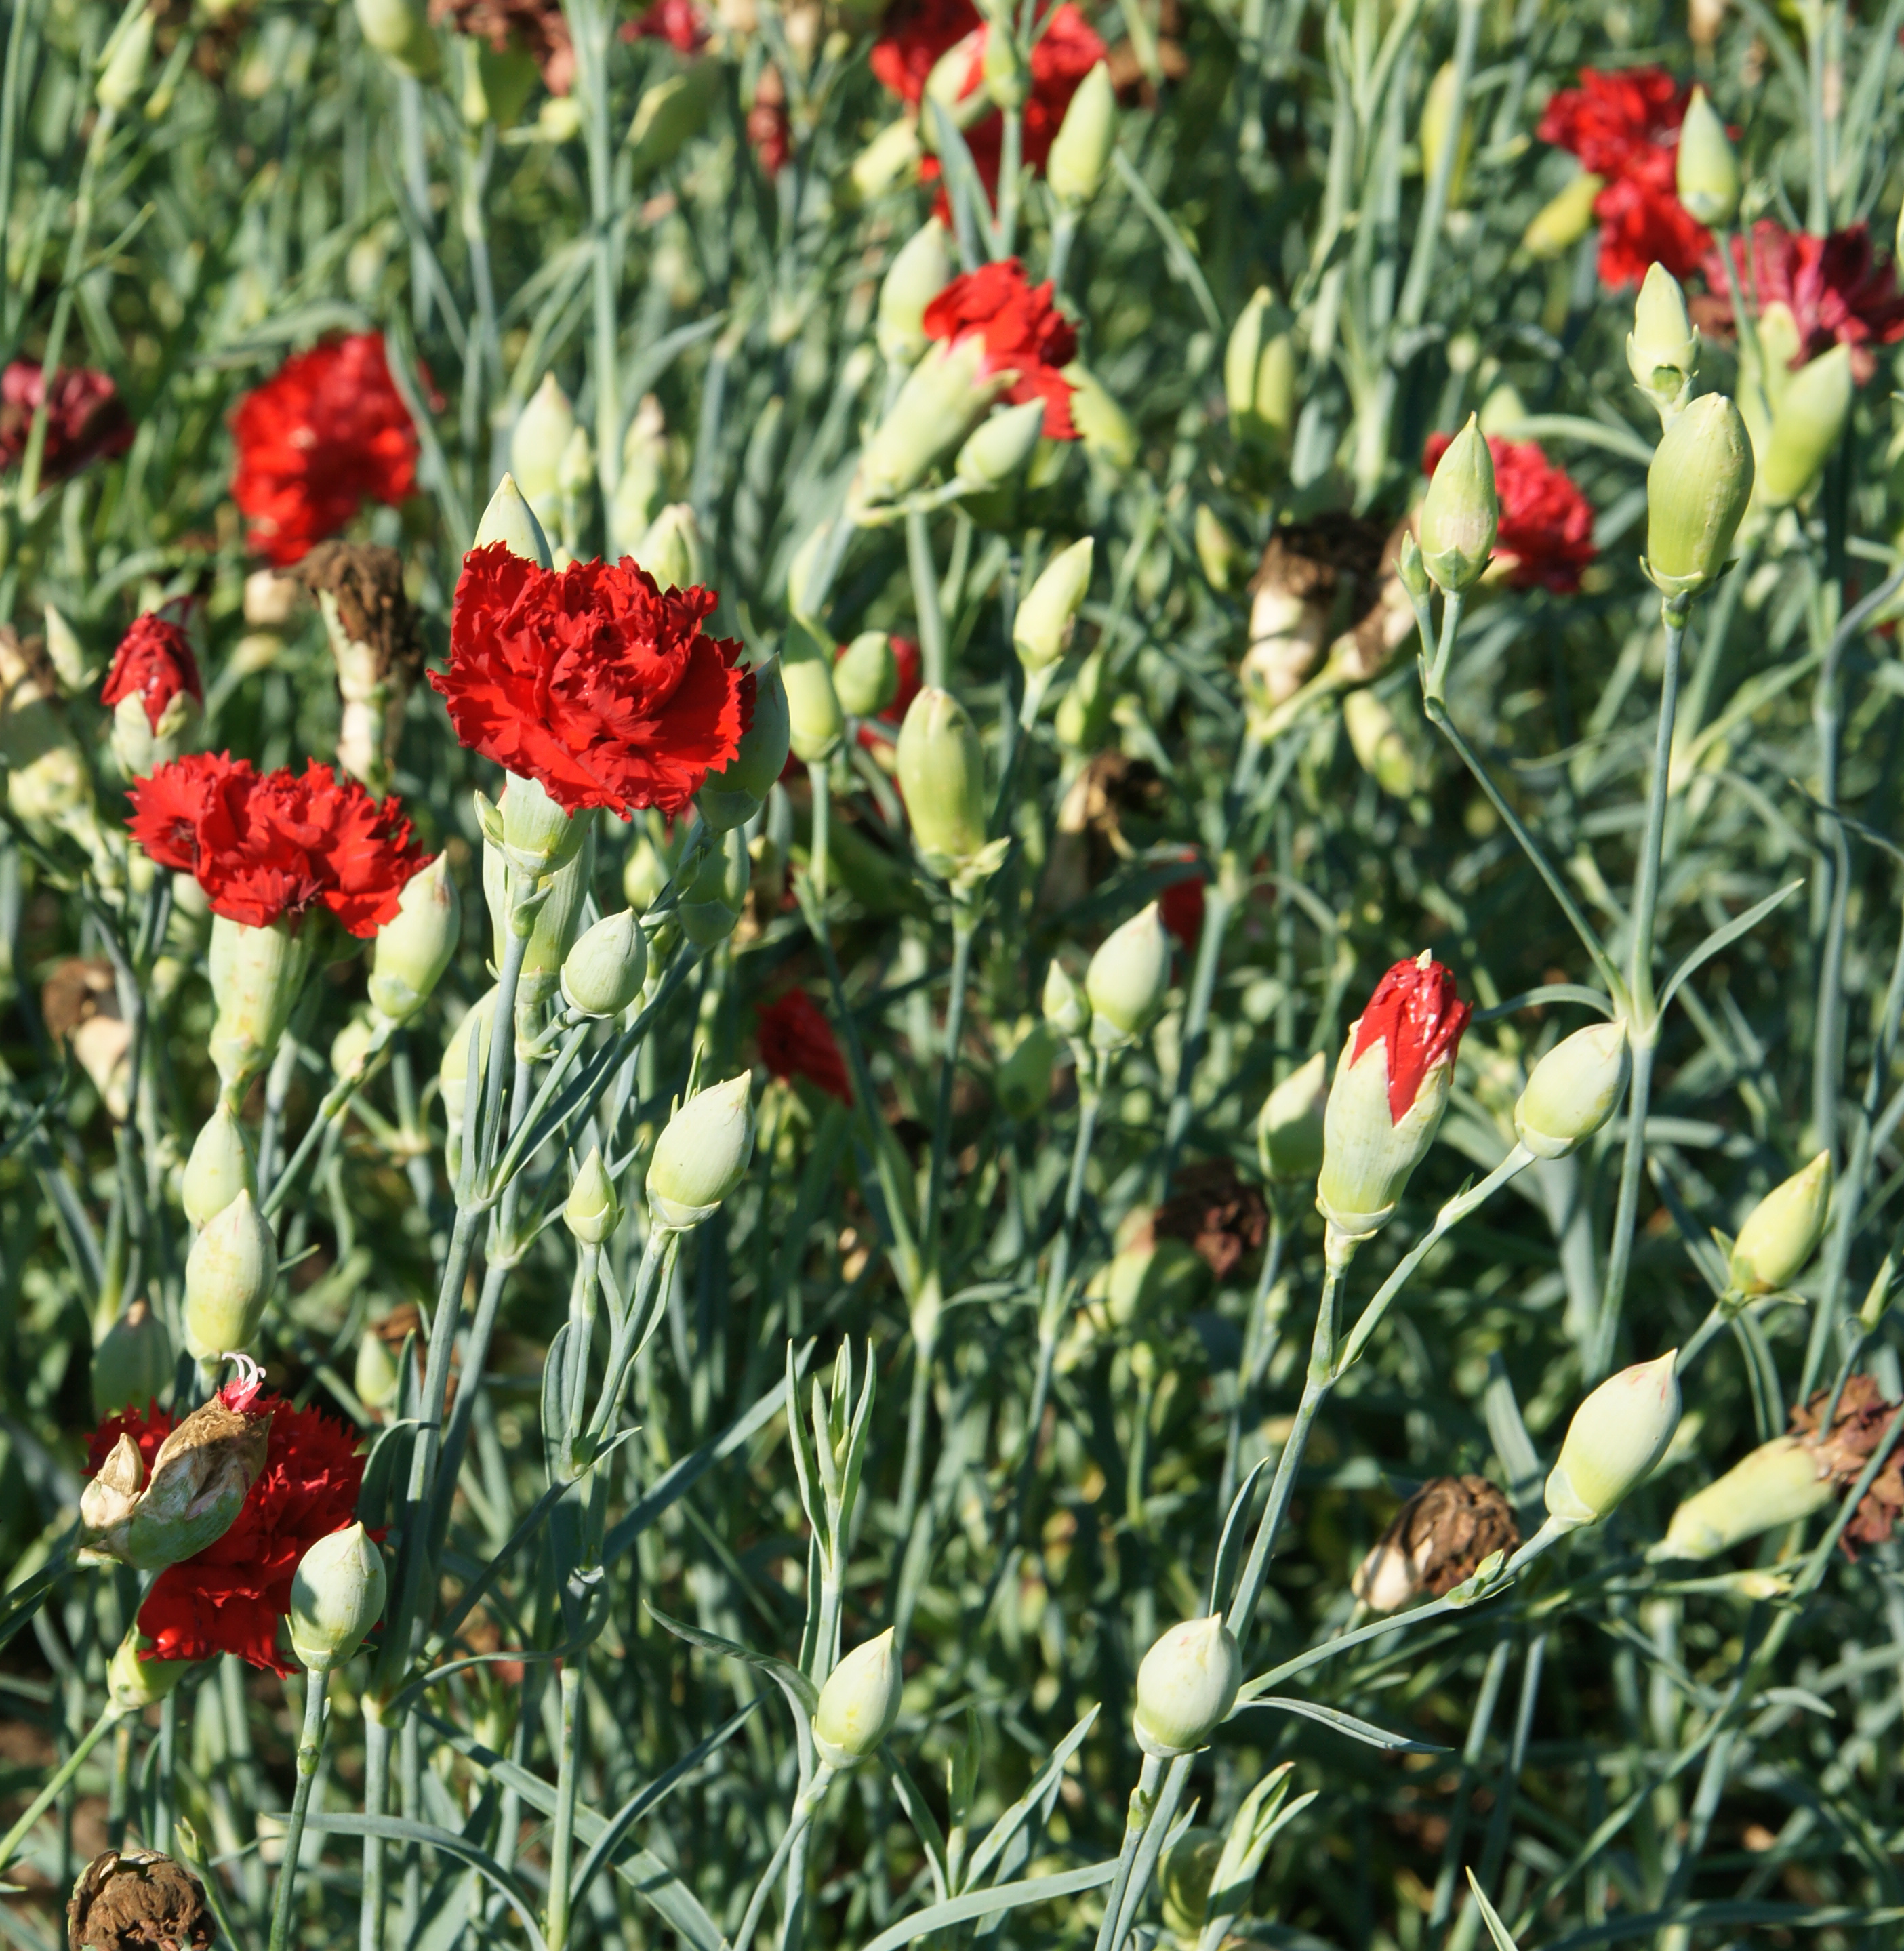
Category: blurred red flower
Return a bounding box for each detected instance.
[622,0,708,49]
[431,543,750,817]
[923,260,1078,438]
[0,361,134,484]
[1352,956,1472,1124]
[101,615,203,731]
[1700,221,1904,382]
[230,335,419,567]
[757,991,852,1103]
[1422,431,1596,594]
[128,753,427,937]
[748,67,790,176]
[87,1391,367,1677]
[1537,66,1708,287]
[1160,857,1204,949]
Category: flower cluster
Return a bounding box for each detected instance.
[0,360,134,484]
[1422,431,1596,592]
[1352,956,1472,1123]
[756,991,851,1103]
[101,615,203,732]
[1701,221,1904,382]
[430,544,752,817]
[230,335,419,567]
[1537,66,1708,287]
[127,754,428,935]
[922,260,1078,438]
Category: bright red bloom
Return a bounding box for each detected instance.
[622,0,708,52]
[1351,956,1471,1123]
[100,615,204,732]
[0,361,134,484]
[1160,856,1204,949]
[431,546,750,818]
[127,754,428,937]
[923,260,1078,438]
[1701,221,1904,383]
[1423,432,1596,594]
[756,991,851,1103]
[1537,67,1709,287]
[749,68,790,177]
[87,1393,367,1677]
[230,335,418,567]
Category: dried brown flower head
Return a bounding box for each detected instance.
[430,0,574,92]
[68,1848,215,1951]
[1151,1162,1270,1281]
[1790,1374,1904,1557]
[290,542,421,685]
[1352,1475,1520,1611]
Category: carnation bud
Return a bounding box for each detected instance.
[995,1019,1059,1120]
[1728,1150,1833,1295]
[1342,688,1417,798]
[812,1628,904,1769]
[561,909,648,1017]
[92,1299,173,1421]
[1675,87,1739,227]
[495,768,588,871]
[634,503,704,592]
[289,1522,387,1672]
[181,1103,256,1231]
[1064,362,1137,472]
[1257,1052,1328,1185]
[679,827,751,948]
[1055,644,1113,752]
[485,802,596,1008]
[1158,1830,1224,1942]
[624,829,674,911]
[1085,902,1171,1050]
[833,632,899,718]
[473,472,554,570]
[1643,392,1754,602]
[510,373,577,528]
[610,400,668,559]
[1133,1615,1241,1759]
[1543,1352,1681,1528]
[648,1072,756,1229]
[1418,417,1498,592]
[698,659,790,829]
[565,1145,621,1245]
[243,569,302,629]
[878,218,955,365]
[859,337,1005,503]
[1654,1435,1832,1561]
[369,857,460,1025]
[1225,289,1297,453]
[42,604,89,692]
[110,686,197,781]
[96,5,155,110]
[1627,263,1700,422]
[897,686,988,868]
[183,1189,278,1361]
[783,625,846,765]
[1194,506,1241,592]
[439,987,498,1126]
[355,1328,402,1413]
[626,60,721,181]
[107,1632,194,1714]
[1513,1021,1631,1159]
[1522,169,1603,257]
[1042,960,1091,1039]
[1754,302,1805,413]
[1014,537,1093,673]
[1759,344,1854,508]
[331,1014,378,1084]
[847,117,924,205]
[1419,60,1472,206]
[955,399,1046,493]
[1101,1236,1208,1329]
[354,0,440,78]
[1047,59,1116,207]
[208,917,313,1107]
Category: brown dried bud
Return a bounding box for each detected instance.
[291,543,423,794]
[1240,516,1394,719]
[1352,1475,1520,1611]
[1152,1162,1269,1281]
[1791,1374,1904,1557]
[67,1848,214,1951]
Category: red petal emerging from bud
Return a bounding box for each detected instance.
[101,615,204,731]
[1350,955,1472,1124]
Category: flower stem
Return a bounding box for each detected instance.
[266,1670,329,1951]
[1091,1753,1163,1951]
[734,1767,832,1951]
[359,1704,391,1951]
[908,511,949,690]
[545,1651,586,1951]
[808,759,830,903]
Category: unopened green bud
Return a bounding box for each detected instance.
[1643,392,1754,601]
[878,218,955,365]
[355,0,439,79]
[42,604,89,692]
[1101,1236,1208,1328]
[1225,290,1297,453]
[110,684,198,780]
[1627,262,1700,421]
[995,1019,1059,1120]
[956,399,1046,491]
[181,1103,256,1230]
[1754,302,1805,414]
[208,917,312,1107]
[1543,1352,1680,1529]
[558,424,594,499]
[679,827,751,948]
[355,1328,402,1413]
[859,337,1004,503]
[1729,1150,1832,1294]
[1064,363,1137,471]
[473,472,554,569]
[1085,902,1171,1049]
[564,1145,621,1245]
[1522,169,1603,258]
[494,768,587,871]
[1759,344,1853,508]
[1654,1435,1831,1561]
[484,815,596,1009]
[439,988,498,1126]
[92,1299,173,1420]
[1014,537,1093,672]
[634,502,704,592]
[847,117,924,205]
[1257,1052,1327,1185]
[1195,505,1241,592]
[1514,1020,1631,1159]
[1133,1615,1240,1759]
[1047,60,1116,206]
[107,1631,194,1713]
[1342,688,1417,798]
[813,1628,904,1768]
[96,5,155,109]
[1419,60,1472,207]
[1675,87,1739,227]
[624,830,673,911]
[1418,416,1498,592]
[626,60,721,181]
[1055,645,1112,751]
[699,659,790,829]
[783,625,845,764]
[834,633,899,718]
[289,1522,387,1672]
[648,1073,756,1229]
[510,373,576,529]
[369,856,460,1025]
[1042,960,1091,1039]
[561,910,648,1017]
[331,1013,379,1083]
[183,1189,278,1360]
[897,686,988,867]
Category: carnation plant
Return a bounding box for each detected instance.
[2,2,1904,1950]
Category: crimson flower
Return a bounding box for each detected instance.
[1701,222,1904,382]
[430,0,574,91]
[1352,957,1471,1123]
[430,544,750,819]
[1423,431,1596,594]
[749,68,790,178]
[0,361,134,484]
[230,335,418,567]
[87,1387,367,1677]
[101,615,203,731]
[1537,66,1709,287]
[128,754,428,937]
[1159,855,1205,949]
[923,260,1078,438]
[622,0,708,52]
[756,991,851,1103]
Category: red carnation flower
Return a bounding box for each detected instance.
[1422,431,1596,594]
[923,260,1079,439]
[749,67,790,178]
[127,753,428,937]
[231,335,419,568]
[430,0,574,91]
[622,0,708,52]
[756,991,851,1103]
[0,361,134,485]
[87,1389,368,1677]
[1352,956,1471,1124]
[430,544,750,819]
[1537,66,1709,287]
[1159,856,1205,950]
[1700,221,1904,383]
[100,615,204,733]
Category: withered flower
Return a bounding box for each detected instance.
[67,1848,214,1951]
[1791,1374,1904,1557]
[1152,1161,1270,1281]
[291,542,423,796]
[42,957,132,1120]
[1352,1475,1520,1611]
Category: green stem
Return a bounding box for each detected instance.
[808,759,830,903]
[266,1672,329,1951]
[1091,1754,1163,1951]
[908,512,949,690]
[734,1767,833,1951]
[578,0,622,503]
[923,915,976,1256]
[359,1705,391,1951]
[0,1704,118,1872]
[545,1654,586,1951]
